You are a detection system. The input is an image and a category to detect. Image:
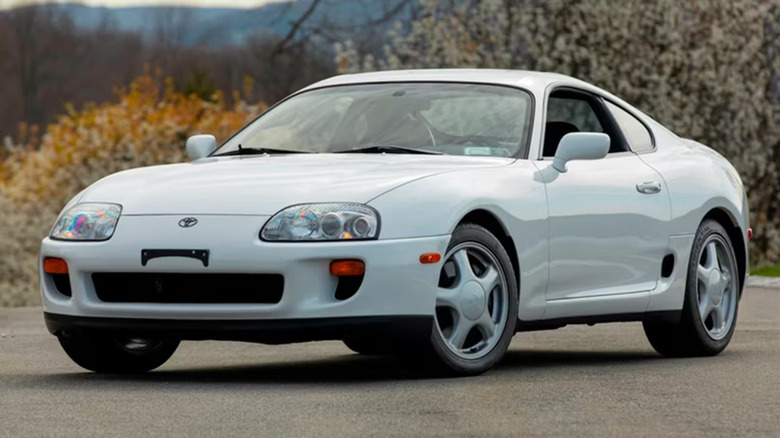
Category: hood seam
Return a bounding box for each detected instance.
[365,159,517,204]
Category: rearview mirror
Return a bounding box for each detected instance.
[552,133,610,172]
[186,135,217,159]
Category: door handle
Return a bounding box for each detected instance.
[636,181,662,194]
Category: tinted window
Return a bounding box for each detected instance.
[606,101,654,153]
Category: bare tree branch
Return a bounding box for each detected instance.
[271,0,323,58]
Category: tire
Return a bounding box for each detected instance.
[58,336,180,373]
[426,223,518,376]
[343,337,399,356]
[643,219,740,357]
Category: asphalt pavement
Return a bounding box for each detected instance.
[1,287,777,437]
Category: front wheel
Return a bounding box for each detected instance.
[343,336,401,356]
[643,219,740,357]
[58,336,180,373]
[427,223,518,376]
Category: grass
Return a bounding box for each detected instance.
[751,265,780,277]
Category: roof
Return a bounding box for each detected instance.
[302,69,595,95]
[298,68,668,142]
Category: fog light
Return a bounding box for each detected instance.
[330,260,365,277]
[43,257,69,274]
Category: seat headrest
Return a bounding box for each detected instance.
[543,122,580,157]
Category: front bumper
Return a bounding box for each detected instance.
[40,214,450,325]
[45,313,434,344]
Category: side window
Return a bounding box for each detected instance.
[605,101,654,153]
[543,94,606,157]
[547,97,604,133]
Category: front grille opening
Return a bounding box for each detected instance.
[92,273,283,304]
[334,275,363,301]
[50,274,72,297]
[661,254,675,278]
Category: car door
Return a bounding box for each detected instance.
[539,88,671,314]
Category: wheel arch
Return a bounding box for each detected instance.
[702,207,746,292]
[457,209,521,293]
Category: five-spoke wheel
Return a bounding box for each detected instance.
[427,223,518,375]
[436,243,509,359]
[695,237,738,340]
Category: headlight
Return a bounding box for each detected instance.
[50,203,122,241]
[261,203,379,241]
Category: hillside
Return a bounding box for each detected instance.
[46,1,408,46]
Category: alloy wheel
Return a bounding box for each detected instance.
[696,236,738,340]
[435,242,509,359]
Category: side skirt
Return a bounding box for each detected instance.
[515,310,681,332]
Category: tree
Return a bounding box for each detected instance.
[3,5,69,127]
[337,0,780,264]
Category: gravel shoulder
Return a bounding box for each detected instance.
[747,275,780,289]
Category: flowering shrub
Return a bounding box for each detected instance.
[337,0,780,266]
[0,72,264,306]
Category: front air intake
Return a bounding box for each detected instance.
[50,274,72,297]
[92,273,283,304]
[334,275,364,301]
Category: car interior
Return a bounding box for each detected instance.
[543,89,630,157]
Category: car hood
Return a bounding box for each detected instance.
[81,154,513,215]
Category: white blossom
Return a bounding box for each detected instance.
[337,0,780,265]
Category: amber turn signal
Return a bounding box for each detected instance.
[43,257,69,274]
[330,260,365,277]
[419,252,441,264]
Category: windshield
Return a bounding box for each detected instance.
[215,83,533,157]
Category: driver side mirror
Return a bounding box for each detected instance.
[552,133,610,173]
[186,135,217,159]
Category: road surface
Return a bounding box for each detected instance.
[1,287,777,437]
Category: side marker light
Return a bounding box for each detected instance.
[419,253,441,264]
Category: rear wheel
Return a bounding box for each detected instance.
[643,219,740,357]
[58,336,179,373]
[427,223,518,376]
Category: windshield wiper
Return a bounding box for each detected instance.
[334,145,445,155]
[213,145,309,156]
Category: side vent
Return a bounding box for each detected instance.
[661,254,675,278]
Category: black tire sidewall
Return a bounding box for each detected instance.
[428,223,519,375]
[58,336,180,373]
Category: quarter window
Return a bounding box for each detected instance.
[606,101,654,153]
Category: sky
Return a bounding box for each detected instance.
[0,0,285,9]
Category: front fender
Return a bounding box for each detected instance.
[367,162,546,240]
[368,160,550,321]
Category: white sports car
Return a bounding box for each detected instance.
[41,70,750,376]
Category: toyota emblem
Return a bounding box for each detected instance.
[178,217,198,228]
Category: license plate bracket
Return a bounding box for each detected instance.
[141,249,210,267]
